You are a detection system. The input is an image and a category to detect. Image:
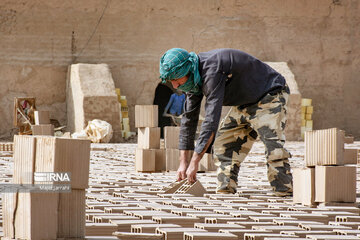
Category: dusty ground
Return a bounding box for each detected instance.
[0,141,359,239]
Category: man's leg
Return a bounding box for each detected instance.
[213,107,257,194]
[247,88,293,196]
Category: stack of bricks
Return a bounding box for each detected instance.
[135,105,164,172]
[164,126,181,171]
[0,142,13,152]
[3,135,91,239]
[300,98,313,139]
[116,88,132,139]
[293,128,357,206]
[31,110,54,136]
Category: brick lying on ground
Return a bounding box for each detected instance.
[131,223,180,233]
[112,232,163,239]
[183,232,238,240]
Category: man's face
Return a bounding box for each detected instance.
[170,75,189,89]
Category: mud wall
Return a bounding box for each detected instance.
[0,0,359,139]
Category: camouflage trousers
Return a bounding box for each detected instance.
[213,86,293,196]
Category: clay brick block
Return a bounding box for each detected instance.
[305,128,344,166]
[292,167,315,206]
[199,153,216,171]
[3,192,59,240]
[315,166,356,203]
[174,180,207,197]
[113,232,163,240]
[34,110,50,125]
[138,127,160,149]
[156,227,206,240]
[32,124,54,136]
[184,232,238,240]
[111,220,155,232]
[13,135,37,184]
[136,149,155,172]
[35,136,91,189]
[343,148,358,165]
[135,105,158,128]
[57,189,86,238]
[166,149,179,171]
[164,126,180,149]
[154,149,166,171]
[131,223,180,233]
[85,222,118,236]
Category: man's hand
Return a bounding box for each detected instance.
[176,150,191,181]
[176,160,188,181]
[186,152,203,184]
[186,160,199,184]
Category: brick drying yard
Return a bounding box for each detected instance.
[1,141,359,239]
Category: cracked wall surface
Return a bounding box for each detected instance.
[0,0,359,139]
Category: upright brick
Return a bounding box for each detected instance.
[135,105,158,128]
[137,127,160,149]
[135,149,155,172]
[315,166,356,203]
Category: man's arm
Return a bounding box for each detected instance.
[177,92,203,181]
[186,72,226,183]
[163,94,175,116]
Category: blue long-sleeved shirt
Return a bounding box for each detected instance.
[164,93,185,116]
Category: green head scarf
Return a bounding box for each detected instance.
[159,48,202,95]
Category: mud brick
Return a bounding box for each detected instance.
[293,167,315,206]
[13,135,37,184]
[57,190,86,238]
[173,180,207,197]
[305,128,344,166]
[252,225,303,233]
[315,166,356,203]
[135,149,155,172]
[3,192,58,240]
[131,223,180,233]
[184,232,238,240]
[335,215,360,222]
[112,232,163,239]
[34,110,50,124]
[264,238,308,240]
[164,126,180,149]
[166,149,179,171]
[32,124,54,136]
[244,233,298,239]
[138,127,160,149]
[194,223,245,232]
[85,223,118,236]
[279,213,329,223]
[111,219,155,232]
[273,220,323,226]
[35,136,91,189]
[154,149,166,171]
[227,221,277,229]
[156,227,206,240]
[299,223,351,231]
[199,153,216,171]
[280,230,333,238]
[305,235,360,239]
[204,217,242,223]
[152,216,199,228]
[94,215,139,223]
[343,148,358,164]
[135,105,158,128]
[130,211,174,220]
[220,229,273,239]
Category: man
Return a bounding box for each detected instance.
[159,48,293,196]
